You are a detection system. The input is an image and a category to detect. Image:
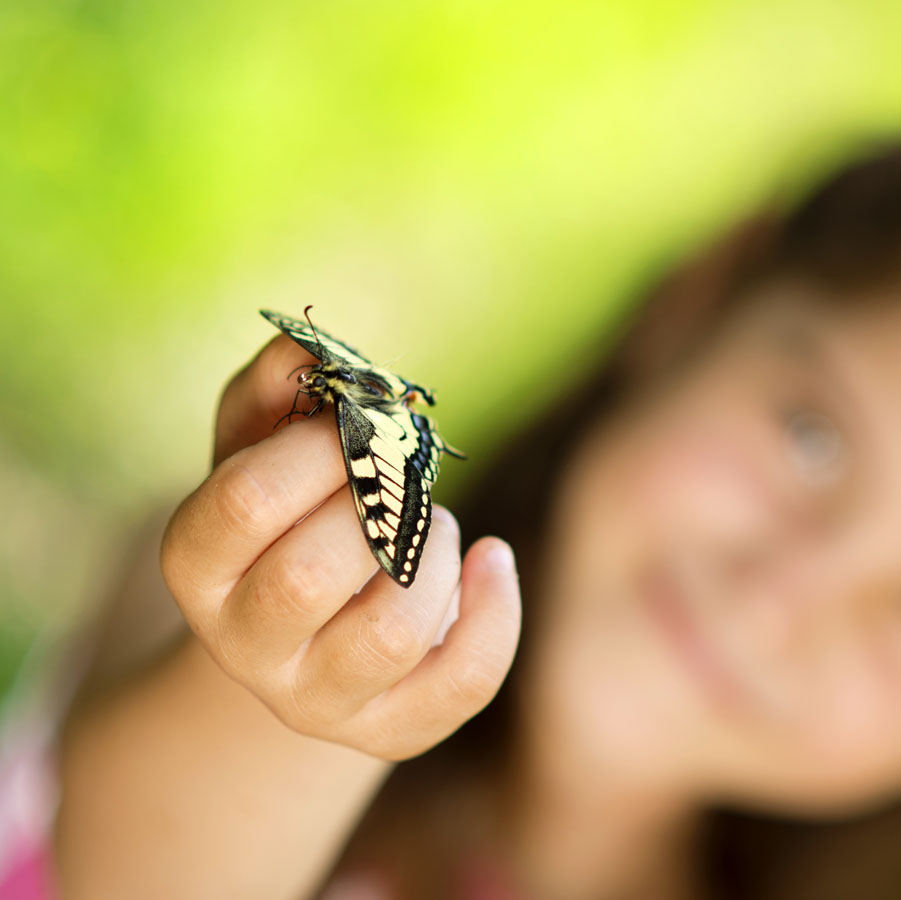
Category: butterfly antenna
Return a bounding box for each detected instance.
[379,352,408,369]
[303,305,326,360]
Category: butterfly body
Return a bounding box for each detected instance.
[299,360,430,417]
[260,309,463,588]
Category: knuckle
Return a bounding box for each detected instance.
[214,619,252,680]
[279,667,353,737]
[356,612,429,673]
[444,656,503,713]
[214,459,275,537]
[265,695,314,738]
[276,689,315,735]
[212,612,287,696]
[265,553,330,619]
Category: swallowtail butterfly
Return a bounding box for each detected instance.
[260,308,464,588]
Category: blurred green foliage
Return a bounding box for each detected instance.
[2,0,901,690]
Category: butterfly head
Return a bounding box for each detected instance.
[298,368,324,388]
[292,364,333,406]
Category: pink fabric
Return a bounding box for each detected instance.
[455,856,522,900]
[0,713,57,900]
[0,844,54,900]
[319,856,523,900]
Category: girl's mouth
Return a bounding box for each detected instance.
[638,561,748,711]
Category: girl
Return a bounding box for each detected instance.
[54,143,901,899]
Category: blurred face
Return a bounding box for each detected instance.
[528,283,901,815]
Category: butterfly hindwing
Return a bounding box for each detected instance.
[337,398,449,585]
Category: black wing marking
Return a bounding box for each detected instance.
[336,398,460,587]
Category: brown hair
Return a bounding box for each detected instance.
[334,141,901,900]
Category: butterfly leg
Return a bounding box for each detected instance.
[274,386,311,428]
[303,397,325,418]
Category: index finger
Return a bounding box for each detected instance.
[162,416,348,614]
[215,334,318,466]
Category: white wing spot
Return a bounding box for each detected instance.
[366,520,380,539]
[381,491,403,516]
[404,561,413,573]
[416,518,425,532]
[412,533,421,547]
[407,547,416,560]
[361,493,379,506]
[400,573,409,583]
[420,506,428,518]
[385,544,396,559]
[350,457,377,478]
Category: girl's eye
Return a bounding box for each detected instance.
[783,409,846,486]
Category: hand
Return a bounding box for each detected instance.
[161,335,521,759]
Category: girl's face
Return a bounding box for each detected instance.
[531,284,901,815]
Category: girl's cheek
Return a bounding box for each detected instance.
[630,429,763,539]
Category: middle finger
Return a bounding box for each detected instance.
[164,414,346,610]
[218,485,380,670]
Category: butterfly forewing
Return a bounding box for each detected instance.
[260,309,411,399]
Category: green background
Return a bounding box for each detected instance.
[2,0,901,694]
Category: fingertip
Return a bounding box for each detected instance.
[461,536,522,637]
[215,335,320,463]
[485,539,517,576]
[465,536,518,580]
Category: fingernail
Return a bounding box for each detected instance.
[486,540,516,575]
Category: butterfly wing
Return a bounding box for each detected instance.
[336,397,457,587]
[260,308,463,587]
[260,309,413,399]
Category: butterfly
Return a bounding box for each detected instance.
[260,307,464,588]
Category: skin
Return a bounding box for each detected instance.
[505,282,901,899]
[55,334,521,900]
[56,281,901,899]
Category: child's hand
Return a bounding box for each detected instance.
[161,335,521,760]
